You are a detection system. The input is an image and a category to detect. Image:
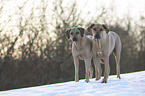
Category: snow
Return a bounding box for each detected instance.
[0,71,145,96]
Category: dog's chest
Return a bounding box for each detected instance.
[76,51,86,60]
[79,54,85,60]
[93,45,105,58]
[93,40,106,57]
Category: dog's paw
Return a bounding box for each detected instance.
[85,80,90,83]
[117,76,121,79]
[95,77,101,81]
[75,80,79,82]
[101,79,107,83]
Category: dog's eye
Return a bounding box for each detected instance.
[93,28,96,31]
[70,32,73,35]
[76,32,79,35]
[100,29,103,31]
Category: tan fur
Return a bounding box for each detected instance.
[87,23,122,83]
[65,27,93,83]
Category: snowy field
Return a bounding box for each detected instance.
[0,71,145,96]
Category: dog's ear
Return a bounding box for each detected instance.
[65,29,71,39]
[77,27,85,37]
[102,24,109,33]
[87,23,95,33]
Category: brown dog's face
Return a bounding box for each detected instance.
[87,23,109,39]
[65,27,84,42]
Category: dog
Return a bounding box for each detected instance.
[65,27,93,83]
[87,23,122,83]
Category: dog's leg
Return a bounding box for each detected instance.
[85,59,90,83]
[102,57,110,83]
[113,49,121,79]
[93,57,101,80]
[74,58,79,82]
[89,59,93,79]
[116,54,121,79]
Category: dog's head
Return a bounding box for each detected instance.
[65,27,85,42]
[87,23,109,39]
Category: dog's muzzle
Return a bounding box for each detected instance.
[95,33,100,39]
[73,36,77,41]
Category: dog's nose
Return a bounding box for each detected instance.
[73,36,77,41]
[95,33,100,39]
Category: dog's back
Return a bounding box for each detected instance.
[108,31,121,47]
[108,31,121,41]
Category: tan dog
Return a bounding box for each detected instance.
[87,23,121,83]
[65,27,93,83]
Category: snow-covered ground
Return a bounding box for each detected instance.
[0,71,145,96]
